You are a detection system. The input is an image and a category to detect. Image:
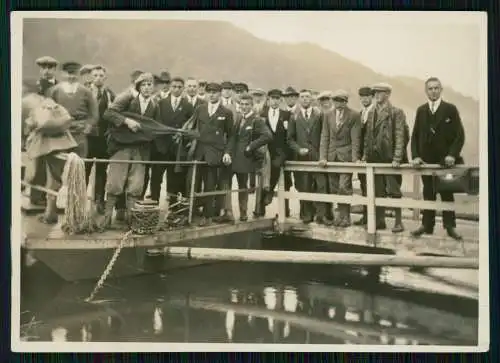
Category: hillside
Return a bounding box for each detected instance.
[21,18,479,163]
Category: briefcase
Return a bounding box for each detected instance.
[433,168,472,194]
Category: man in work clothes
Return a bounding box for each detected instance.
[287,89,326,224]
[362,83,408,232]
[29,56,59,207]
[102,72,161,228]
[257,89,291,217]
[80,64,95,89]
[86,65,116,214]
[230,93,272,221]
[353,86,375,226]
[410,77,465,241]
[319,90,361,227]
[190,82,234,226]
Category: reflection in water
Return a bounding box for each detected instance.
[22,260,478,345]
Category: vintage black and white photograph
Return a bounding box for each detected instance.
[11,11,488,352]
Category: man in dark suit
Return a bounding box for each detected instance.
[288,89,326,224]
[102,72,161,228]
[29,56,59,207]
[319,90,361,227]
[151,77,195,207]
[410,77,465,240]
[362,83,408,232]
[230,94,272,221]
[353,86,375,226]
[190,82,234,226]
[256,89,291,217]
[86,65,116,214]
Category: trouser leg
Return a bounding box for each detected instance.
[421,175,437,230]
[236,173,249,218]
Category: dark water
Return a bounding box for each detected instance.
[20,235,479,345]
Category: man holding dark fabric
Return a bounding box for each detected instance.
[86,65,116,214]
[353,86,375,226]
[410,77,465,240]
[190,82,234,226]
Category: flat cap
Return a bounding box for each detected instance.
[134,72,154,90]
[358,86,374,96]
[79,64,95,75]
[130,70,144,82]
[234,82,249,92]
[221,81,233,89]
[332,89,349,101]
[283,86,299,96]
[206,82,222,92]
[198,79,207,86]
[371,82,392,92]
[35,56,59,67]
[251,88,266,96]
[317,91,333,100]
[267,89,282,98]
[61,61,82,74]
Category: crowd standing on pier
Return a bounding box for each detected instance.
[22,56,465,240]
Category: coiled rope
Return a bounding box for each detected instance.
[60,152,99,234]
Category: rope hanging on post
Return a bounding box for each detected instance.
[60,152,99,234]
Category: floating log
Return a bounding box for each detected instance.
[164,247,479,269]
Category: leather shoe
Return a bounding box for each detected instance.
[411,225,433,237]
[446,227,463,241]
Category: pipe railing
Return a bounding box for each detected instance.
[277,161,480,238]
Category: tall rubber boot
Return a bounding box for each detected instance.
[392,208,404,233]
[102,195,117,230]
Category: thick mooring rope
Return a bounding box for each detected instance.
[60,152,99,234]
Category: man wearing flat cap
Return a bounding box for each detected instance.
[362,82,409,232]
[256,88,292,217]
[319,90,361,227]
[353,86,375,226]
[318,91,334,113]
[29,56,60,207]
[197,79,208,101]
[288,89,327,224]
[102,72,161,229]
[47,61,99,158]
[187,82,235,226]
[229,93,272,221]
[410,77,465,240]
[79,64,95,89]
[251,88,267,115]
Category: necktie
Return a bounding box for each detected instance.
[305,109,310,120]
[97,87,103,100]
[273,109,276,118]
[173,98,178,111]
[431,102,436,114]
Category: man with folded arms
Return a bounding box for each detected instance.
[319,90,361,227]
[410,77,465,240]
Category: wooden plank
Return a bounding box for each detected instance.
[24,217,275,250]
[366,166,376,239]
[284,218,479,258]
[277,168,286,226]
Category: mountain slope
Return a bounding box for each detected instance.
[21,18,479,163]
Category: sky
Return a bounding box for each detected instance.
[18,11,486,99]
[144,11,486,100]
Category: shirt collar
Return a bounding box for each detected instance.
[244,111,253,119]
[209,101,220,110]
[429,97,442,108]
[139,94,151,104]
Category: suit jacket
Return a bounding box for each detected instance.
[156,95,194,155]
[90,85,116,137]
[222,98,240,121]
[230,112,272,174]
[37,78,57,97]
[192,103,234,166]
[185,95,206,110]
[103,92,161,155]
[319,107,361,162]
[363,102,407,163]
[287,107,323,161]
[411,100,465,164]
[261,106,291,167]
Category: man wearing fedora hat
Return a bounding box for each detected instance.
[153,71,171,102]
[319,90,361,227]
[362,82,409,232]
[282,87,299,113]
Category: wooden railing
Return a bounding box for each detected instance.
[277,161,480,237]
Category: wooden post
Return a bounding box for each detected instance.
[412,174,421,220]
[365,165,376,246]
[277,166,286,225]
[188,163,198,225]
[164,167,169,216]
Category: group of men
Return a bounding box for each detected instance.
[24,55,465,240]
